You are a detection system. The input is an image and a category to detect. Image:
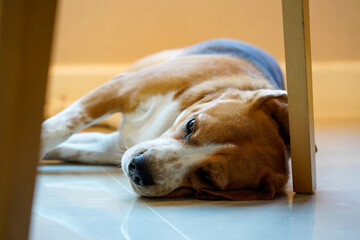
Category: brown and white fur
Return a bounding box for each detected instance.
[42,39,291,200]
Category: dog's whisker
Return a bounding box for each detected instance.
[128,135,137,145]
[115,144,129,153]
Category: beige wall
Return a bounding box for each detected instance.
[52,0,360,65]
[48,0,360,122]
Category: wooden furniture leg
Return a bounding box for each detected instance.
[0,0,57,239]
[282,0,316,193]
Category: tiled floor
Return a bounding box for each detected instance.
[29,124,360,240]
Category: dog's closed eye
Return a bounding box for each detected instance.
[196,169,215,187]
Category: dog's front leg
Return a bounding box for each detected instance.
[41,75,129,158]
[43,132,122,164]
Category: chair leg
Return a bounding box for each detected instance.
[282,0,316,193]
[0,0,57,239]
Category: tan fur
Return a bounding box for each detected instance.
[80,55,267,119]
[125,49,182,72]
[176,74,274,110]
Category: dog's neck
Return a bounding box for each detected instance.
[175,74,275,110]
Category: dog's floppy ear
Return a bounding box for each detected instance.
[255,90,290,148]
[254,90,318,152]
[195,169,288,200]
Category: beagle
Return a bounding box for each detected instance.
[42,39,290,200]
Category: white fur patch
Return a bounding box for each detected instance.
[44,132,121,164]
[119,92,181,148]
[41,104,89,155]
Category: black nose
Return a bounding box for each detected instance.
[128,154,154,186]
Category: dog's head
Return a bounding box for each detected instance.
[122,89,290,200]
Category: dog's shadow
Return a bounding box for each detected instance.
[137,190,292,208]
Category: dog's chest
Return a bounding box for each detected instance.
[119,92,181,147]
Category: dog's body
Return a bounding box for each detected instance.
[42,39,290,200]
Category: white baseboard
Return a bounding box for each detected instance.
[46,62,360,123]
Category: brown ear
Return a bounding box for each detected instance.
[257,92,318,153]
[195,170,288,201]
[259,93,290,148]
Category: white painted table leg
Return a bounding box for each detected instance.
[282,0,316,193]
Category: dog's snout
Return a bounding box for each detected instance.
[128,154,154,186]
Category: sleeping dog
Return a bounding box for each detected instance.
[42,39,290,200]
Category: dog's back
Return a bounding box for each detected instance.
[180,39,284,90]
